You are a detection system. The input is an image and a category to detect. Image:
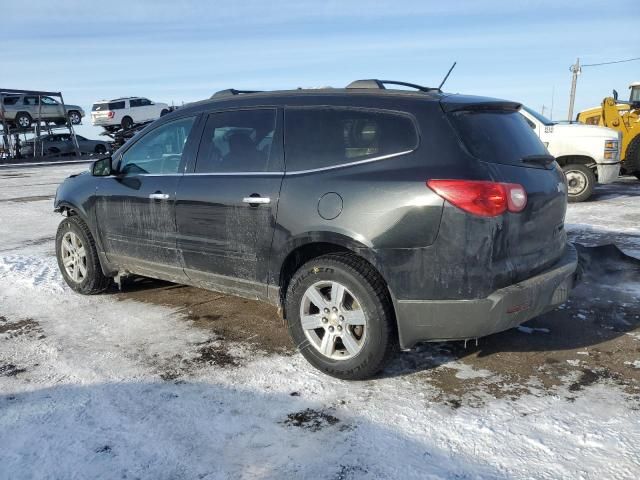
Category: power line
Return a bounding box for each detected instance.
[582,57,640,67]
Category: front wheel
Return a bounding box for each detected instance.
[121,116,133,130]
[68,111,82,125]
[285,253,396,380]
[563,164,595,202]
[14,112,32,129]
[55,216,112,294]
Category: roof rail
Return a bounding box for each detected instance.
[211,89,262,99]
[345,79,438,92]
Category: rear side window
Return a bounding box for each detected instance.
[3,96,19,105]
[109,101,125,110]
[285,107,418,171]
[450,110,549,167]
[195,109,278,173]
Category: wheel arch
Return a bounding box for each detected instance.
[555,155,596,168]
[276,235,398,324]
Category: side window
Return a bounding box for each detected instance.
[41,97,58,105]
[285,107,418,171]
[119,116,196,175]
[195,109,277,173]
[109,101,125,110]
[139,98,152,106]
[130,99,142,107]
[23,96,38,105]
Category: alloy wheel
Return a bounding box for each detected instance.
[300,281,367,360]
[60,231,87,283]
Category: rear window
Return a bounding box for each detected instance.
[285,107,418,171]
[450,110,549,167]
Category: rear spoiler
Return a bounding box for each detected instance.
[440,94,521,113]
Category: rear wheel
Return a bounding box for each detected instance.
[94,144,107,155]
[121,116,133,130]
[160,109,169,116]
[563,164,595,202]
[55,216,111,294]
[14,112,32,129]
[285,253,396,380]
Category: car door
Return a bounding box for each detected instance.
[94,115,200,280]
[138,98,155,121]
[41,96,63,121]
[175,108,284,300]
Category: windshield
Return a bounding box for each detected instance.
[630,86,640,103]
[522,106,555,126]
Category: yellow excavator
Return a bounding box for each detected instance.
[577,82,640,179]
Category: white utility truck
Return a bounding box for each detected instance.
[520,106,621,202]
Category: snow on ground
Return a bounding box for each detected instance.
[1,165,639,479]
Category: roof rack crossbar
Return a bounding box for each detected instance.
[345,79,438,92]
[211,89,262,98]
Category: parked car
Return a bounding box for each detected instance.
[520,106,621,202]
[54,81,578,380]
[91,97,170,131]
[22,133,111,157]
[1,94,84,128]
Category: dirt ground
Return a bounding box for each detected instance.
[115,231,640,408]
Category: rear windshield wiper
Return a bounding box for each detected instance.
[521,154,555,167]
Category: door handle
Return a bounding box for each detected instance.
[149,193,170,200]
[242,196,271,205]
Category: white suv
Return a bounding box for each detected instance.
[520,106,621,202]
[91,97,170,131]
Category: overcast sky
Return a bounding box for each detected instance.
[3,0,639,138]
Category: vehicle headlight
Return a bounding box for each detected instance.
[604,140,618,151]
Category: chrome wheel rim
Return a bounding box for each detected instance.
[565,170,587,196]
[60,231,87,283]
[18,116,30,127]
[300,281,367,360]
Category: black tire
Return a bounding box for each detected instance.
[55,215,112,294]
[625,137,640,179]
[94,144,107,155]
[285,253,396,380]
[563,164,595,202]
[14,112,32,129]
[121,116,133,130]
[68,111,82,125]
[160,109,169,117]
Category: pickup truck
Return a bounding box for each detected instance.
[520,106,621,202]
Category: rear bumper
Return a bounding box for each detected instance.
[396,243,578,349]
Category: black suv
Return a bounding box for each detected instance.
[54,80,578,379]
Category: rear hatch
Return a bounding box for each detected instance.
[442,96,568,282]
[91,102,114,123]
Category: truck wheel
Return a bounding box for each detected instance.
[94,144,107,155]
[563,164,595,202]
[285,253,396,380]
[121,116,133,130]
[160,109,169,116]
[68,111,82,125]
[55,216,112,294]
[15,112,32,129]
[625,137,640,180]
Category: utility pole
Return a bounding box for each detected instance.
[568,58,581,121]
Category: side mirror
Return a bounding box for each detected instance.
[92,156,113,176]
[613,89,618,101]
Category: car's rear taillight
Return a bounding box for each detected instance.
[107,111,115,119]
[426,180,527,217]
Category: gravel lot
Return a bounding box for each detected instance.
[1,163,639,479]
